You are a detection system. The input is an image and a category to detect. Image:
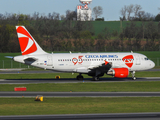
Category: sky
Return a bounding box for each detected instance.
[0,0,159,21]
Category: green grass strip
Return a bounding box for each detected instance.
[0,71,160,80]
[0,81,160,92]
[0,97,160,115]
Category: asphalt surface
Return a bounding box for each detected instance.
[0,77,160,84]
[0,92,160,97]
[1,113,160,120]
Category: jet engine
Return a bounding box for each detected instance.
[107,68,129,78]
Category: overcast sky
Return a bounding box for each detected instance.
[0,0,159,21]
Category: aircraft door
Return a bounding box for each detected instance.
[135,55,141,65]
[47,55,53,66]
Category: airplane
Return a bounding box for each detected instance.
[8,26,155,81]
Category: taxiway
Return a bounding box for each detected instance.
[0,77,160,84]
[0,92,160,97]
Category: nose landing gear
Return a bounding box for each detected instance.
[131,71,136,80]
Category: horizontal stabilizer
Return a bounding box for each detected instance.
[5,56,13,59]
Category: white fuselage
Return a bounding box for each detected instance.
[13,52,155,73]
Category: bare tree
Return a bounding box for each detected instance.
[134,4,142,18]
[120,5,127,20]
[93,6,103,19]
[127,4,134,20]
[138,11,145,20]
[144,12,155,21]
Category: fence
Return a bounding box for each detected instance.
[0,60,34,69]
[0,58,159,69]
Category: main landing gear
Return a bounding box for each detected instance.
[131,71,136,80]
[76,74,84,80]
[76,74,100,81]
[92,76,99,81]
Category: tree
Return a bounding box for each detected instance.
[133,4,142,18]
[137,11,145,20]
[120,4,155,21]
[65,10,76,21]
[93,6,103,19]
[127,4,134,20]
[145,22,157,42]
[155,14,160,21]
[120,5,127,21]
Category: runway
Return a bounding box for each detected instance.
[1,113,160,120]
[0,92,160,97]
[0,71,160,120]
[1,77,160,84]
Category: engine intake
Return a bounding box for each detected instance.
[107,68,129,78]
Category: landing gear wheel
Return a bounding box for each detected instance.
[132,77,136,80]
[93,76,99,81]
[76,75,84,80]
[131,71,136,80]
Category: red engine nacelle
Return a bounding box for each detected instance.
[107,68,129,78]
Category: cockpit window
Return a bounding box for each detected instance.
[145,58,149,60]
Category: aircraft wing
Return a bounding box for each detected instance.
[88,61,112,73]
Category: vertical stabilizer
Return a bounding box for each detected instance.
[16,26,46,55]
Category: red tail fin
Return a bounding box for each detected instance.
[16,26,46,55]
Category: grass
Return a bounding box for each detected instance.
[0,81,160,92]
[0,71,160,92]
[0,97,160,115]
[92,21,159,35]
[0,71,160,79]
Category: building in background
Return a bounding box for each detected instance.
[77,0,92,21]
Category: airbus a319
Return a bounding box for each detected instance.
[7,26,155,81]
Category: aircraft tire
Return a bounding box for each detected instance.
[132,77,136,80]
[76,75,84,80]
[93,77,99,81]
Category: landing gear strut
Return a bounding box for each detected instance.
[131,71,136,80]
[76,74,84,80]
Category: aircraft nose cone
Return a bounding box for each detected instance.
[150,60,155,69]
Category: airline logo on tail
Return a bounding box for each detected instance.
[16,26,37,55]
